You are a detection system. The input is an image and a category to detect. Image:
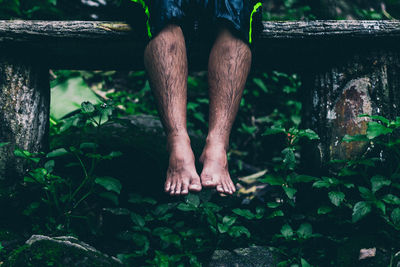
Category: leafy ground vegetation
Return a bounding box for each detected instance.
[2,0,400,266]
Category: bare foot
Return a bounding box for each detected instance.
[200,141,236,195]
[164,135,202,195]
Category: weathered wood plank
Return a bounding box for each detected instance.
[1,20,400,41]
[0,20,399,69]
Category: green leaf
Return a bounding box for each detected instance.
[128,193,157,205]
[282,147,296,170]
[328,191,345,207]
[81,101,95,113]
[24,176,36,183]
[297,223,312,239]
[281,224,294,239]
[253,78,268,92]
[103,208,130,215]
[359,114,390,125]
[204,208,217,227]
[108,151,123,158]
[342,134,369,142]
[194,112,205,123]
[352,201,372,223]
[132,233,149,253]
[232,208,256,219]
[51,77,100,120]
[371,176,391,193]
[366,121,393,139]
[218,223,230,233]
[267,210,284,218]
[391,208,400,226]
[382,194,400,205]
[317,206,332,215]
[44,160,55,172]
[202,202,222,212]
[343,182,355,189]
[95,176,122,194]
[357,186,373,200]
[339,168,358,177]
[375,200,386,215]
[130,212,145,227]
[23,202,40,216]
[301,258,312,267]
[222,216,237,227]
[347,159,375,167]
[228,226,250,238]
[185,194,200,207]
[291,175,318,183]
[255,206,264,219]
[177,203,197,212]
[153,227,173,237]
[99,192,119,205]
[153,204,170,216]
[312,180,331,189]
[267,202,282,208]
[298,129,319,140]
[14,149,30,158]
[283,186,297,199]
[259,174,285,185]
[160,234,181,246]
[30,157,40,164]
[262,127,286,136]
[79,142,98,150]
[0,142,10,147]
[47,148,69,158]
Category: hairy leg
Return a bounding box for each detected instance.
[200,26,252,195]
[144,24,201,195]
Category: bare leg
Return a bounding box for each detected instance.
[144,24,201,195]
[200,26,252,195]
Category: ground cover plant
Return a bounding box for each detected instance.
[2,67,400,266]
[2,0,400,266]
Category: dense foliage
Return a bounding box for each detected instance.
[1,0,400,266]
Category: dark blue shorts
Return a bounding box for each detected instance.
[129,0,263,45]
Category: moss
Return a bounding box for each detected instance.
[3,244,30,267]
[0,230,18,241]
[4,240,120,267]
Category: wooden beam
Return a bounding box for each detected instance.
[1,20,400,69]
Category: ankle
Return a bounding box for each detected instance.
[167,132,191,150]
[205,136,229,152]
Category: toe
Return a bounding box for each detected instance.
[175,181,182,195]
[229,180,236,193]
[216,184,224,193]
[201,173,217,187]
[189,175,202,192]
[222,181,231,194]
[165,180,171,193]
[189,182,202,192]
[169,182,176,195]
[181,182,189,195]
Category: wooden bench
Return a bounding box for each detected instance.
[1,20,400,181]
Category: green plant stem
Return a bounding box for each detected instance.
[75,152,88,179]
[51,184,61,215]
[71,153,89,200]
[73,189,93,210]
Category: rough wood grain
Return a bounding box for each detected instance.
[1,20,400,41]
[0,20,399,69]
[301,49,400,170]
[0,58,50,183]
